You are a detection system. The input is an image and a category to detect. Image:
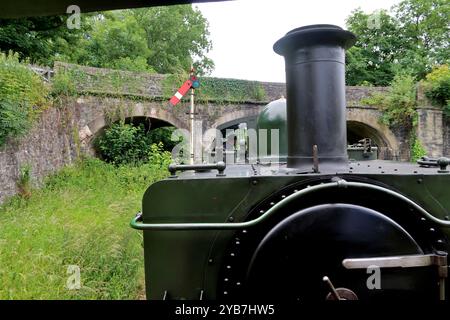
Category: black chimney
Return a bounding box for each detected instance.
[273,25,356,171]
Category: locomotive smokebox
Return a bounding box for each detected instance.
[274,25,356,171]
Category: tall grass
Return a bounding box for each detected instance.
[0,156,169,299]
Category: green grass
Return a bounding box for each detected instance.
[0,157,169,299]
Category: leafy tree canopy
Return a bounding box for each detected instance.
[131,6,214,74]
[346,0,449,86]
[62,12,154,72]
[0,15,88,66]
[0,5,214,75]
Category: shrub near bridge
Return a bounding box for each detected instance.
[422,65,450,116]
[0,52,49,146]
[96,122,179,165]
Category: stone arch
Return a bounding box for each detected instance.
[205,107,263,154]
[79,102,187,154]
[346,108,400,160]
[212,107,263,130]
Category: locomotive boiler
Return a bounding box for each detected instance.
[131,24,450,301]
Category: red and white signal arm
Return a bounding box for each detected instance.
[169,79,193,106]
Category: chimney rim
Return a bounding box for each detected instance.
[273,24,356,56]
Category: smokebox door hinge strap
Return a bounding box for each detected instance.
[343,253,447,300]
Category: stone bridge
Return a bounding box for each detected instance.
[58,63,445,161]
[0,63,448,203]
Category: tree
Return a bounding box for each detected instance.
[345,9,411,86]
[131,5,214,74]
[0,5,214,75]
[0,16,89,66]
[63,6,213,74]
[394,0,449,78]
[345,0,449,86]
[65,12,154,72]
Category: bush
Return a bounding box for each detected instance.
[0,52,49,146]
[422,65,450,115]
[0,100,29,146]
[411,137,427,162]
[362,73,417,128]
[95,123,179,165]
[147,127,180,151]
[51,69,77,98]
[96,123,147,165]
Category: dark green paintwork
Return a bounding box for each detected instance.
[348,147,378,161]
[141,162,450,299]
[256,98,287,162]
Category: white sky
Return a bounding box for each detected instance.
[196,0,401,82]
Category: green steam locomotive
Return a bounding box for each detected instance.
[131,24,449,301]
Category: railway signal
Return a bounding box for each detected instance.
[169,68,200,164]
[169,72,200,106]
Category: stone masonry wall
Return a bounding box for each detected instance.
[416,85,447,158]
[417,107,444,158]
[0,107,77,204]
[444,116,450,157]
[55,62,286,103]
[55,63,388,107]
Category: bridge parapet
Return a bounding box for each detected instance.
[54,62,285,104]
[54,62,391,108]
